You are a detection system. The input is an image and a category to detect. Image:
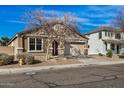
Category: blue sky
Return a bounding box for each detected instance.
[0,5,124,38]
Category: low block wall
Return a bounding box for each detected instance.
[0,46,14,55]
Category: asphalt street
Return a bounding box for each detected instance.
[0,63,124,88]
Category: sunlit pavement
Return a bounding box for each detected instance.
[0,63,124,88]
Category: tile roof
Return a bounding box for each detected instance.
[84,26,123,35]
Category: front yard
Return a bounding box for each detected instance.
[0,57,80,69]
[0,54,124,69]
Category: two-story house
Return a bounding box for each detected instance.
[84,27,124,55]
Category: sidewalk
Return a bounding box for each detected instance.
[0,60,124,75]
[0,63,83,75]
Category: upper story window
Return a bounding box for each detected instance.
[108,32,110,37]
[115,34,121,39]
[99,32,102,39]
[28,37,43,52]
[105,32,107,36]
[105,32,113,37]
[111,32,113,37]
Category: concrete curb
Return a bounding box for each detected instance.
[0,63,84,75]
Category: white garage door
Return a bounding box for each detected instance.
[64,43,84,56]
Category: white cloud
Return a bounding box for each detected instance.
[35,9,90,23]
[80,6,117,18]
[86,13,116,18]
[44,10,65,16]
[87,6,115,12]
[83,22,109,27]
[73,16,89,22]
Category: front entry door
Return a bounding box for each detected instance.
[52,40,58,56]
[117,45,120,54]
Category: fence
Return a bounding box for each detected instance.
[0,46,14,55]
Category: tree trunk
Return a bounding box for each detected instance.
[45,39,50,61]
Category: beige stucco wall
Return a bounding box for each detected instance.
[0,46,14,55]
[9,36,88,57]
[8,37,23,56]
[18,37,23,48]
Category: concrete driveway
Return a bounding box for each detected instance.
[78,58,124,66]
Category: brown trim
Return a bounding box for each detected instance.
[7,36,17,45]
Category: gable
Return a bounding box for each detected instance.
[18,22,88,41]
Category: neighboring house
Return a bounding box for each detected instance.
[84,26,124,55]
[8,22,88,60]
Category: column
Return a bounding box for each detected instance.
[107,43,111,50]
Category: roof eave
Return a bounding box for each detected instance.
[7,34,18,46]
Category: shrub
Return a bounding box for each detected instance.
[98,53,103,56]
[0,61,4,66]
[119,55,124,58]
[3,56,14,65]
[0,53,14,65]
[0,53,8,57]
[17,54,35,65]
[106,49,113,58]
[25,55,34,65]
[17,54,26,61]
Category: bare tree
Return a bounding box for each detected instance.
[112,11,124,31]
[23,8,47,29]
[23,8,80,61]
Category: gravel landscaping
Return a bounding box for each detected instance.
[0,57,80,69]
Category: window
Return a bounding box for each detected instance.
[108,32,110,37]
[29,38,35,51]
[28,38,43,52]
[36,38,42,50]
[111,32,113,37]
[115,34,121,39]
[105,32,107,36]
[99,32,102,39]
[105,32,113,37]
[111,44,115,50]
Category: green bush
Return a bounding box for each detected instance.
[98,53,103,56]
[106,49,113,58]
[17,54,34,65]
[0,53,14,65]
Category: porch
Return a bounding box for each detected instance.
[103,39,124,54]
